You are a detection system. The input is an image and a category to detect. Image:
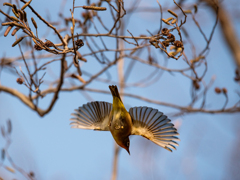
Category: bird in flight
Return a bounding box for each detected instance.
[70,85,180,154]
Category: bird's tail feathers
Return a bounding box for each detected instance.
[109,85,123,103]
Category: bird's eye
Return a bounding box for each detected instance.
[127,141,129,147]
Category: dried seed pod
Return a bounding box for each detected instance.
[70,73,77,79]
[222,88,227,94]
[23,11,27,22]
[10,16,19,22]
[169,47,181,56]
[70,74,86,83]
[162,41,169,47]
[173,40,183,47]
[5,166,15,173]
[11,27,20,36]
[75,39,84,47]
[161,28,169,36]
[168,51,178,56]
[44,40,54,47]
[34,44,42,51]
[73,55,79,67]
[184,10,192,14]
[194,4,198,13]
[21,0,32,10]
[29,172,35,177]
[18,10,24,21]
[195,83,200,90]
[234,77,240,81]
[76,51,87,62]
[3,2,13,7]
[16,77,24,84]
[190,56,205,64]
[76,51,82,59]
[82,6,107,11]
[168,9,178,18]
[4,26,13,37]
[81,12,87,18]
[2,22,13,26]
[80,57,87,62]
[171,19,177,24]
[31,17,37,29]
[12,8,19,18]
[165,17,174,22]
[148,56,154,64]
[214,87,221,94]
[175,47,182,54]
[13,4,18,13]
[12,22,25,29]
[12,36,24,47]
[167,33,175,41]
[162,18,171,25]
[193,80,200,90]
[235,69,239,75]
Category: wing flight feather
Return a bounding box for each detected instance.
[129,107,180,152]
[70,101,112,131]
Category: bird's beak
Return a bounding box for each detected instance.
[125,148,130,155]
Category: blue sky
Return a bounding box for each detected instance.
[0,0,240,179]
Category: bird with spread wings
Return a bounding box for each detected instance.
[70,85,180,154]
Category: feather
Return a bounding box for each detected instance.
[70,101,112,131]
[129,107,180,152]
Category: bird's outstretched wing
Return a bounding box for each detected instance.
[70,101,112,131]
[129,107,180,152]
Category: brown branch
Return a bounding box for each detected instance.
[156,0,163,34]
[19,0,66,46]
[80,88,240,113]
[199,1,219,56]
[34,58,118,99]
[0,85,44,113]
[127,30,139,46]
[0,53,66,117]
[29,86,240,114]
[39,54,66,116]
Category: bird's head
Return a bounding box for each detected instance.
[120,137,130,155]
